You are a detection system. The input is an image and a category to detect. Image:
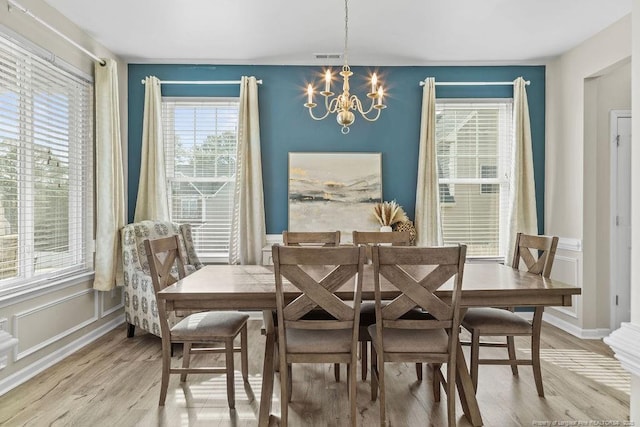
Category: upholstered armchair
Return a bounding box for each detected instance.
[121,220,203,338]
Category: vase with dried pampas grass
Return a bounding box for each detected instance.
[372,200,408,231]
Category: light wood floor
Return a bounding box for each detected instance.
[0,319,629,426]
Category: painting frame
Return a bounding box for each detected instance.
[288,152,382,241]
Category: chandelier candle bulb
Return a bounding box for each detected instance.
[377,87,383,105]
[371,73,377,94]
[325,70,331,92]
[307,84,313,104]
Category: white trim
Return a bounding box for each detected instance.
[13,289,99,361]
[0,272,95,308]
[543,311,610,339]
[557,237,582,252]
[0,315,124,396]
[101,304,123,317]
[604,322,640,377]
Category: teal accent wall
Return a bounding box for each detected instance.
[128,64,545,234]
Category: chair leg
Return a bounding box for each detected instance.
[532,306,545,397]
[180,343,191,382]
[432,363,441,402]
[287,364,293,402]
[378,350,386,426]
[415,363,423,381]
[127,323,135,338]
[159,340,171,406]
[349,358,357,426]
[225,338,236,409]
[470,329,480,392]
[241,324,249,382]
[361,341,368,381]
[370,345,378,402]
[446,354,457,427]
[507,335,518,376]
[280,358,289,427]
[334,363,341,382]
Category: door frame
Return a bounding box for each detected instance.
[610,109,632,331]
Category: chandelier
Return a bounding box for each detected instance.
[304,0,386,134]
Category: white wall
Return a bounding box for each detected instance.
[544,15,631,336]
[630,0,640,421]
[0,0,128,394]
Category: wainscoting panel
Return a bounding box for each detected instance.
[101,287,124,318]
[550,254,580,319]
[13,289,98,361]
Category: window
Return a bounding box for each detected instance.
[435,100,513,258]
[162,98,239,260]
[0,32,94,292]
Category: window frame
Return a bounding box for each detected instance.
[161,97,240,263]
[435,98,513,260]
[0,29,94,298]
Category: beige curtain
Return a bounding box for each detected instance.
[505,76,538,262]
[229,76,266,264]
[134,76,169,222]
[414,77,442,246]
[93,59,125,291]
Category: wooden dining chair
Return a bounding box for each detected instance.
[352,230,412,381]
[460,232,559,397]
[369,244,467,427]
[281,230,342,381]
[272,244,365,427]
[145,236,249,408]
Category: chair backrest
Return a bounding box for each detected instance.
[272,244,366,338]
[371,245,467,332]
[511,233,559,278]
[353,231,411,263]
[282,231,341,247]
[144,235,187,295]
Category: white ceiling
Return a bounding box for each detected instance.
[42,0,632,65]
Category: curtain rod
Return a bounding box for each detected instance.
[141,79,263,85]
[419,80,530,86]
[8,0,106,66]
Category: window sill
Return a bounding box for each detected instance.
[0,271,95,308]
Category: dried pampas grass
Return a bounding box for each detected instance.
[372,200,408,226]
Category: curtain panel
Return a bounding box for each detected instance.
[505,76,538,262]
[414,77,443,246]
[134,76,170,222]
[229,76,266,264]
[93,59,126,291]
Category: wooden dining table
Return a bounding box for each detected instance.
[158,262,581,426]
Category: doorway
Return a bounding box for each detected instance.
[610,110,631,330]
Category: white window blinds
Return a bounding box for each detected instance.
[162,98,239,259]
[435,100,513,258]
[0,32,94,291]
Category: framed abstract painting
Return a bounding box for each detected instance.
[288,152,382,240]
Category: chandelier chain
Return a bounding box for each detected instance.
[343,0,349,66]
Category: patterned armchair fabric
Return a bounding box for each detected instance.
[121,220,203,337]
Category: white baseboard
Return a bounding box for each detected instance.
[0,314,125,396]
[542,311,610,339]
[512,311,609,339]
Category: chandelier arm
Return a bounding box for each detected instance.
[307,97,341,120]
[307,108,332,121]
[358,107,383,122]
[351,94,377,115]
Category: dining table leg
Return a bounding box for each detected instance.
[258,310,277,427]
[455,341,483,426]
